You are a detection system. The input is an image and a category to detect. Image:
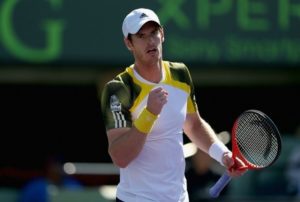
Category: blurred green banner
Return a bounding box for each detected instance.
[0,0,299,67]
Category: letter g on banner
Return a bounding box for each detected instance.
[0,0,64,63]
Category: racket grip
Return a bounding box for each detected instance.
[209,172,232,198]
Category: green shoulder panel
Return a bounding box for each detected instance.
[168,62,192,85]
[100,70,141,130]
[167,61,198,112]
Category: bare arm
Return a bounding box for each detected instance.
[107,127,147,168]
[183,111,219,153]
[184,111,247,177]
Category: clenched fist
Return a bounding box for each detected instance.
[146,87,168,115]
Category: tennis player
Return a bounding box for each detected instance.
[101,8,247,202]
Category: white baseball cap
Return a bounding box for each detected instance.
[122,8,161,38]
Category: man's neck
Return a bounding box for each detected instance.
[134,60,162,83]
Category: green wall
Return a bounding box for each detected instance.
[0,0,299,67]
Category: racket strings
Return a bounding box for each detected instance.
[236,113,280,167]
[238,127,275,166]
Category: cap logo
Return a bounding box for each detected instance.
[140,13,148,19]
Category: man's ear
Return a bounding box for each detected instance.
[124,37,133,51]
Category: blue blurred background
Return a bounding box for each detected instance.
[0,0,300,201]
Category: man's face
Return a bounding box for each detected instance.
[128,21,164,64]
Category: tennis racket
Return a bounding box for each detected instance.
[209,109,282,198]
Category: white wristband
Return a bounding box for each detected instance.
[208,141,231,165]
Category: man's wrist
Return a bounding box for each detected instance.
[133,107,158,134]
[208,141,231,166]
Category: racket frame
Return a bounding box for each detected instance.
[231,109,282,170]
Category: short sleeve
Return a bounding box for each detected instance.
[101,80,132,130]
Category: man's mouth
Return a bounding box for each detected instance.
[147,48,157,53]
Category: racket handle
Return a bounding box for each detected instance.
[209,172,232,198]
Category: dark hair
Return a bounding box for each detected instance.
[127,34,132,41]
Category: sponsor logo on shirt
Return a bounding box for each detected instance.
[110,95,121,112]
